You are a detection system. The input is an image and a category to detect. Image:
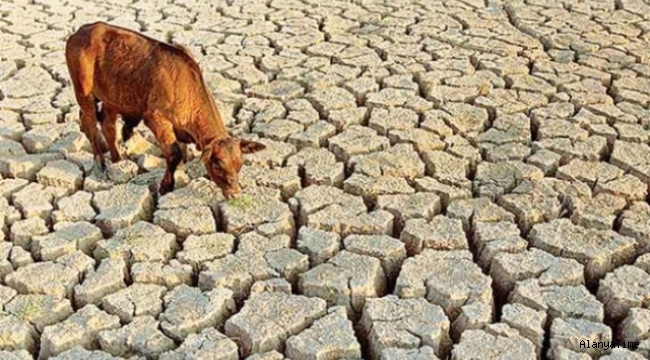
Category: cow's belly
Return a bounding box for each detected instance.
[174,127,195,145]
[93,63,150,117]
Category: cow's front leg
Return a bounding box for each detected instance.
[121,116,142,143]
[143,113,180,195]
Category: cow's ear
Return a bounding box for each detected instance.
[239,139,266,154]
[200,143,214,164]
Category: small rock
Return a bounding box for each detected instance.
[131,260,193,290]
[368,108,418,136]
[413,177,472,209]
[247,165,302,201]
[327,107,368,131]
[46,346,135,360]
[549,318,611,358]
[159,328,238,360]
[159,285,236,341]
[349,143,425,180]
[136,154,165,172]
[73,258,128,308]
[97,316,176,358]
[224,292,327,357]
[92,184,154,236]
[595,174,647,203]
[570,193,627,230]
[557,159,624,188]
[299,250,387,317]
[4,252,91,299]
[343,234,406,282]
[451,327,536,360]
[450,302,493,343]
[0,314,38,354]
[343,174,414,205]
[94,221,179,265]
[394,250,493,323]
[376,192,442,235]
[549,346,591,360]
[157,178,223,211]
[197,233,292,302]
[106,159,139,184]
[343,77,379,103]
[0,350,32,360]
[176,233,235,272]
[219,191,294,237]
[619,202,650,253]
[287,120,336,149]
[250,278,292,295]
[305,86,357,117]
[473,161,544,199]
[358,295,449,360]
[9,246,32,269]
[388,128,446,153]
[31,221,102,261]
[296,226,341,266]
[472,221,527,271]
[101,284,167,324]
[52,191,96,224]
[0,178,29,201]
[381,347,440,360]
[328,125,390,162]
[0,285,17,307]
[252,119,303,142]
[440,103,489,135]
[36,160,83,195]
[285,306,362,360]
[497,180,564,233]
[247,80,305,102]
[10,217,49,250]
[422,151,471,190]
[527,149,562,175]
[400,216,467,256]
[509,279,604,324]
[529,219,636,285]
[490,248,585,297]
[153,206,216,241]
[501,303,547,357]
[38,304,121,359]
[597,265,650,324]
[12,182,65,220]
[602,349,647,360]
[619,308,650,352]
[0,153,63,181]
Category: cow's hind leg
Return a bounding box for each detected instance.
[94,98,109,154]
[79,98,106,171]
[100,107,122,163]
[143,112,181,195]
[66,47,105,171]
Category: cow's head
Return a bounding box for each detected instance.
[200,138,266,199]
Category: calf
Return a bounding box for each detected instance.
[65,22,265,198]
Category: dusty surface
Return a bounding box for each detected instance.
[1,0,650,359]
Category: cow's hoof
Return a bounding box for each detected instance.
[159,181,173,196]
[95,157,107,173]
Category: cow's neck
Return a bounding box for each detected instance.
[194,94,229,149]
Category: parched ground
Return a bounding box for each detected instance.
[1,0,650,359]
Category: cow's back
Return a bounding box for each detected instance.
[68,22,196,119]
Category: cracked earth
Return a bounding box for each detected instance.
[1,0,650,359]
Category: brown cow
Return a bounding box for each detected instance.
[65,21,265,198]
